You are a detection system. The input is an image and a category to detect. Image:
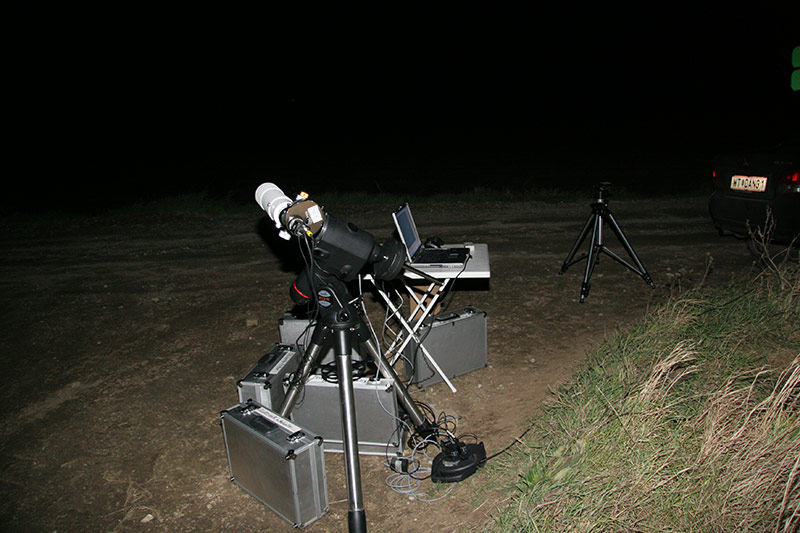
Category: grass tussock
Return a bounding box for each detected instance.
[485,260,799,533]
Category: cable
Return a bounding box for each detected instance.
[435,253,471,314]
[406,319,436,387]
[383,400,484,501]
[384,434,455,501]
[698,287,758,316]
[484,425,538,462]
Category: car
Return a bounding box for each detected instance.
[709,137,799,249]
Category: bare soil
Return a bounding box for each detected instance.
[0,194,758,532]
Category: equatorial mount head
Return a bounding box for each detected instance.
[592,182,613,205]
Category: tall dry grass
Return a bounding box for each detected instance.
[485,254,799,532]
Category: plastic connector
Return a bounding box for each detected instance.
[390,456,411,473]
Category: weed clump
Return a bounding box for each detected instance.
[487,261,799,532]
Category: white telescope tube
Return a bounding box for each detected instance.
[255,183,295,239]
[255,183,293,227]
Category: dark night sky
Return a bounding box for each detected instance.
[7,9,799,212]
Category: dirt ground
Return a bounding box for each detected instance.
[0,193,759,532]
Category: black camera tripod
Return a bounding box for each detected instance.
[559,183,655,302]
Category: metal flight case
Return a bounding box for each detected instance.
[290,374,406,456]
[237,344,300,409]
[220,402,328,528]
[404,306,488,388]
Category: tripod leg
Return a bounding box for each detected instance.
[278,342,324,418]
[580,212,603,302]
[604,210,655,288]
[598,246,645,275]
[361,338,435,435]
[560,212,595,273]
[333,327,366,533]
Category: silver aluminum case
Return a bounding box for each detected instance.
[290,374,405,456]
[403,306,488,388]
[221,402,328,528]
[237,344,299,409]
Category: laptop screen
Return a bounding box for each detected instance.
[394,204,422,259]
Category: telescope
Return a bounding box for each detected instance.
[256,183,489,533]
[256,183,439,288]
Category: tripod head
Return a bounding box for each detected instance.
[593,182,613,204]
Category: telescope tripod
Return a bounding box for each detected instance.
[559,184,655,302]
[253,183,486,532]
[277,271,436,533]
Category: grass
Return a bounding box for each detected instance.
[483,258,799,532]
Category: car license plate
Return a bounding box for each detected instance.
[730,175,768,192]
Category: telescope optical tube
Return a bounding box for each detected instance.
[255,183,293,226]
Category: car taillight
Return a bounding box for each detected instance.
[780,171,800,194]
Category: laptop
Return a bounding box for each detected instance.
[392,203,470,266]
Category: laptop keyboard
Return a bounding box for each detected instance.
[415,248,466,263]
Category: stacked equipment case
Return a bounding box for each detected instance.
[236,344,300,409]
[290,374,405,456]
[222,306,489,526]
